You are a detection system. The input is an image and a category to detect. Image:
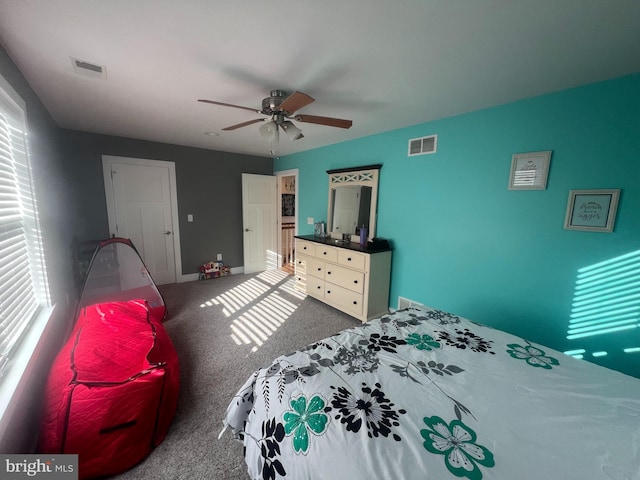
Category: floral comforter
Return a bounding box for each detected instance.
[223,307,640,480]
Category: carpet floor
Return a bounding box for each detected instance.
[111,270,359,480]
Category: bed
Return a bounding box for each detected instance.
[223,306,640,480]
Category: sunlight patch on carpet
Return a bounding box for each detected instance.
[199,270,307,352]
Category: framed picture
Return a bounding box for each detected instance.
[563,189,620,232]
[281,193,295,217]
[508,151,552,190]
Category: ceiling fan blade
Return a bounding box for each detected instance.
[279,91,315,115]
[222,118,265,131]
[294,114,353,129]
[198,99,261,114]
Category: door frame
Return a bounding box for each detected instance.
[275,168,299,267]
[102,155,184,283]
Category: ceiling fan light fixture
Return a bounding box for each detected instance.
[259,120,278,142]
[281,121,303,141]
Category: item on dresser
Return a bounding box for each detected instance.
[313,221,326,237]
[359,225,368,246]
[222,306,640,480]
[294,235,391,322]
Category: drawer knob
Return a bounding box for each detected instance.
[347,257,352,261]
[323,251,327,255]
[317,267,321,271]
[327,271,332,275]
[317,286,321,290]
[353,301,357,305]
[353,280,358,284]
[327,290,331,294]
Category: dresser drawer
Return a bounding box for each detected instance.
[296,240,316,257]
[294,255,307,292]
[337,249,366,270]
[307,257,326,279]
[295,254,309,273]
[325,285,363,317]
[325,263,365,294]
[314,245,338,263]
[306,275,325,298]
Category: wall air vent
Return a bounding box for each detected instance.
[397,296,424,310]
[71,57,107,79]
[408,134,437,156]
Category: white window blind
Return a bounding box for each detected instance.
[0,84,50,380]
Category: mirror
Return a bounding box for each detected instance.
[329,186,372,235]
[326,164,381,243]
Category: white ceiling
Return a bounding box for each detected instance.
[1,1,639,158]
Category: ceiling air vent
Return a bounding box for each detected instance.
[408,134,437,157]
[71,57,106,79]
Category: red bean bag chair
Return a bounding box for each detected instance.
[38,239,179,478]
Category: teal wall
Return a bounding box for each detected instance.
[275,73,640,378]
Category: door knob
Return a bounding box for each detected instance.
[245,228,252,232]
[165,231,172,235]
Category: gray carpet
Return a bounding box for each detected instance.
[111,270,359,480]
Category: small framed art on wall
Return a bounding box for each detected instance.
[563,189,620,232]
[508,151,552,190]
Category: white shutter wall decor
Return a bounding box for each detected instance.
[0,96,50,379]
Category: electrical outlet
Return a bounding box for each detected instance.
[307,217,314,225]
[216,253,222,261]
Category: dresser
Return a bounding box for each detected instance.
[294,235,392,322]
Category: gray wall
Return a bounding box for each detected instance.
[58,130,272,274]
[0,46,75,452]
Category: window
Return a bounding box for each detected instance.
[0,74,51,383]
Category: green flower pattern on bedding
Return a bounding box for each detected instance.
[283,394,329,454]
[421,416,495,480]
[506,343,560,369]
[406,333,441,351]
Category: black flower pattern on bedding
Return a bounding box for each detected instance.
[333,344,380,374]
[374,311,425,332]
[359,333,407,353]
[421,309,462,325]
[260,360,324,409]
[437,328,495,355]
[328,382,406,441]
[258,418,286,480]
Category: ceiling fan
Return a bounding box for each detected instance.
[197,89,353,143]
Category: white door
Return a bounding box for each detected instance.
[242,173,277,274]
[102,156,179,285]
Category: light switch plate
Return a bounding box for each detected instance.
[307,217,314,225]
[187,214,193,222]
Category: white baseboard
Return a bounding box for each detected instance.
[178,273,199,283]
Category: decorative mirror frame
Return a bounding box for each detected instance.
[326,164,382,243]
